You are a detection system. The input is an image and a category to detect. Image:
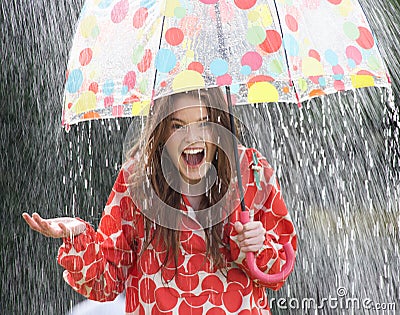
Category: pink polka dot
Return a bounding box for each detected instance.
[79,48,93,66]
[123,71,136,90]
[346,45,362,64]
[199,0,218,4]
[104,96,114,107]
[356,27,374,49]
[133,7,148,29]
[327,0,342,4]
[285,14,298,32]
[241,51,262,71]
[332,64,344,75]
[111,0,129,23]
[216,73,232,86]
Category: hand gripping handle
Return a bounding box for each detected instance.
[240,211,295,284]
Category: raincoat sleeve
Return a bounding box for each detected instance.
[230,148,297,290]
[57,166,139,301]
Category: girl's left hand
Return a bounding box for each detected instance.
[234,221,266,253]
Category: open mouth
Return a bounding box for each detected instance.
[181,148,205,167]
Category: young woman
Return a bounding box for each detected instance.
[23,88,297,314]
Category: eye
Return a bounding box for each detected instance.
[199,121,211,128]
[171,123,186,131]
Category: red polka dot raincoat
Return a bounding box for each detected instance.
[58,146,297,314]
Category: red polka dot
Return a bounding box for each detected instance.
[201,275,224,293]
[187,254,207,274]
[182,234,206,254]
[140,250,160,274]
[356,27,374,49]
[239,310,251,315]
[83,243,96,265]
[111,0,129,23]
[133,7,148,29]
[120,196,135,220]
[234,0,256,10]
[175,273,199,291]
[165,27,184,46]
[259,30,282,53]
[79,48,93,66]
[327,0,342,4]
[160,81,167,87]
[223,290,242,313]
[275,218,295,235]
[227,268,249,288]
[67,102,73,109]
[178,300,203,315]
[308,49,321,61]
[100,214,119,235]
[60,255,84,271]
[206,307,226,315]
[89,82,98,94]
[184,294,209,307]
[140,278,156,303]
[154,287,179,311]
[285,14,298,32]
[188,62,204,73]
[137,49,152,73]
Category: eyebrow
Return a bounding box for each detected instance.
[170,116,209,124]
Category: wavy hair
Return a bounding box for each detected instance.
[127,87,237,276]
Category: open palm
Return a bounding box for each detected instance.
[22,212,86,238]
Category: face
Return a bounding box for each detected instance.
[164,94,217,185]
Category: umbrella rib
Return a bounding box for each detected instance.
[272,0,301,106]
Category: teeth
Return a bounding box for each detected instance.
[183,148,204,155]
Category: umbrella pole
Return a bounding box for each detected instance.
[225,86,247,213]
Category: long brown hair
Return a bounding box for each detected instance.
[127,87,236,275]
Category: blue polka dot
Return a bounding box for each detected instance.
[240,65,251,75]
[103,80,115,96]
[282,34,299,56]
[155,49,177,73]
[121,85,128,95]
[318,77,327,87]
[210,58,229,76]
[230,84,240,94]
[333,74,344,80]
[141,0,156,9]
[98,0,113,9]
[348,58,356,69]
[66,69,83,94]
[325,49,338,66]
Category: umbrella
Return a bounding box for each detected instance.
[61,0,391,284]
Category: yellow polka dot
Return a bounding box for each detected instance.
[351,75,375,88]
[302,57,324,77]
[247,10,260,22]
[74,91,97,114]
[259,5,273,27]
[131,100,150,116]
[164,0,180,17]
[172,70,205,92]
[186,50,195,58]
[248,82,279,103]
[339,0,353,17]
[80,16,97,38]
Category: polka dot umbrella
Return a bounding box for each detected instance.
[62,0,391,284]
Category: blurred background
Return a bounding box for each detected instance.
[1,0,399,314]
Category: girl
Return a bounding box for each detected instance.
[23,87,296,314]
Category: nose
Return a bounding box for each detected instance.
[184,123,203,143]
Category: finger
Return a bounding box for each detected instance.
[234,221,244,234]
[58,222,73,238]
[32,213,53,232]
[22,213,42,232]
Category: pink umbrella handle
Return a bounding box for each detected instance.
[240,211,295,284]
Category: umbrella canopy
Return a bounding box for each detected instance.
[62,0,390,129]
